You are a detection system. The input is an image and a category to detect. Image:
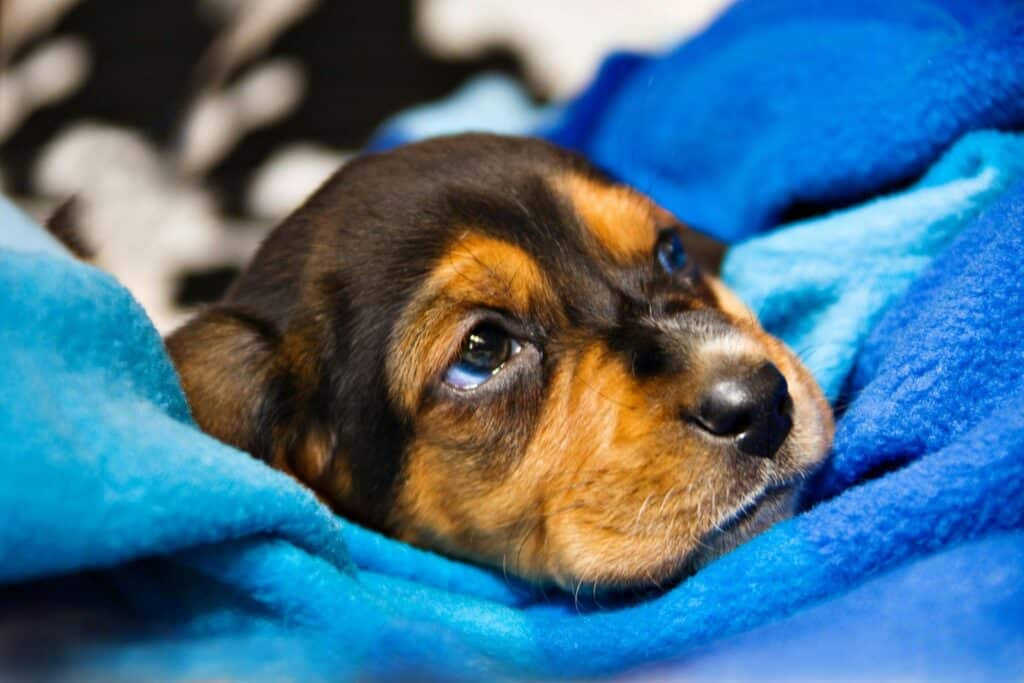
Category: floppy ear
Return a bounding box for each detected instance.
[165,308,280,460]
[166,305,351,506]
[44,196,95,260]
[679,225,727,275]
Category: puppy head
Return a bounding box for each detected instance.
[167,134,833,590]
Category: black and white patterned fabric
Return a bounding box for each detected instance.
[0,0,725,329]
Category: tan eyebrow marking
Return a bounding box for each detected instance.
[386,232,551,413]
[555,172,664,263]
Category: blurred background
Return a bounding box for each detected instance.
[0,0,730,330]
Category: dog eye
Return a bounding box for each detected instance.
[655,229,688,274]
[443,323,523,390]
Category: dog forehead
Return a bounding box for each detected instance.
[307,134,673,345]
[554,172,663,264]
[309,135,657,287]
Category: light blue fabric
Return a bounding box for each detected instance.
[368,74,559,152]
[0,201,536,681]
[724,130,1024,401]
[0,197,67,257]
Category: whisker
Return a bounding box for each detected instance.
[657,484,679,516]
[633,493,654,533]
[574,371,641,411]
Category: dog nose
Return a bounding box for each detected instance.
[690,363,793,458]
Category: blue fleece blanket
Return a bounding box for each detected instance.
[3,1,1024,680]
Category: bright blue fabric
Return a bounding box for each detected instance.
[3,0,1024,679]
[546,0,1024,243]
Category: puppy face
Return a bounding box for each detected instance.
[167,134,832,590]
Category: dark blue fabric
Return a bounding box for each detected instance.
[649,531,1024,683]
[546,0,1024,243]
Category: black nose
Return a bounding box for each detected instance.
[690,363,793,458]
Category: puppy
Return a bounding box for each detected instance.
[164,134,833,590]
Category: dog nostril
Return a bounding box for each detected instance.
[689,363,793,459]
[777,393,794,418]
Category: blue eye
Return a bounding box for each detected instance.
[655,229,688,274]
[443,323,522,390]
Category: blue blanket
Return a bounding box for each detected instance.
[3,1,1024,680]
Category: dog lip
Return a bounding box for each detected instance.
[714,480,796,533]
[671,480,800,581]
[588,482,800,596]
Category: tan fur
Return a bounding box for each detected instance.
[167,312,274,449]
[397,332,799,587]
[168,313,352,506]
[557,173,659,263]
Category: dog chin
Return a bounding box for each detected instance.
[684,483,798,575]
[563,485,799,597]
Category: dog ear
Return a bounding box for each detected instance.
[166,305,350,504]
[165,307,280,459]
[44,196,94,260]
[679,225,727,275]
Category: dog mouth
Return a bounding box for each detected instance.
[571,483,799,600]
[683,482,798,575]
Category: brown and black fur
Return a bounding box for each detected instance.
[163,134,833,590]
